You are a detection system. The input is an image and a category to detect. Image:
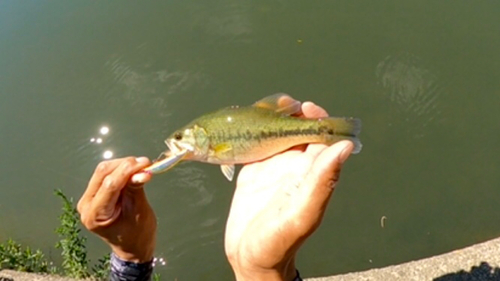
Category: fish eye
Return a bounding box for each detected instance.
[174,132,183,141]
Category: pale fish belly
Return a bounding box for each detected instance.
[206,133,329,164]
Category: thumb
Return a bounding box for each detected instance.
[295,141,354,229]
[309,140,353,194]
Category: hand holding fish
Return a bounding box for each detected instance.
[77,94,360,280]
[77,157,156,263]
[225,101,354,281]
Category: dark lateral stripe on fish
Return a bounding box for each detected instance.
[259,127,330,139]
[213,126,355,142]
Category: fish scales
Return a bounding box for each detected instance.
[161,93,362,181]
[193,107,347,163]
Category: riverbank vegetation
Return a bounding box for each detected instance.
[0,189,159,280]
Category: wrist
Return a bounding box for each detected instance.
[107,227,157,263]
[111,243,155,263]
[110,253,153,281]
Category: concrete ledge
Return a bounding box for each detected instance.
[0,270,80,281]
[306,236,500,281]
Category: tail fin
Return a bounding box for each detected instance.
[321,117,363,154]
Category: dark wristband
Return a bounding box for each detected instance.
[110,253,153,281]
[293,269,303,281]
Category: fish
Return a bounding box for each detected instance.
[142,149,188,174]
[164,93,362,181]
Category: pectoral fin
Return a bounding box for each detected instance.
[220,164,235,181]
[214,143,232,155]
[253,93,301,115]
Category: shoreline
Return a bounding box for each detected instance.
[2,236,499,281]
[306,236,500,281]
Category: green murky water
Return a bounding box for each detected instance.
[1,1,499,280]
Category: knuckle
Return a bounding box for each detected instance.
[86,224,98,232]
[79,213,86,224]
[76,200,83,214]
[102,176,115,189]
[328,166,342,189]
[95,161,109,174]
[120,157,136,175]
[332,166,342,183]
[80,214,99,231]
[79,213,90,227]
[327,179,336,189]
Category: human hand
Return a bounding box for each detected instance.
[77,157,156,263]
[225,102,355,281]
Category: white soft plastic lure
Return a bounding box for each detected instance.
[142,149,188,174]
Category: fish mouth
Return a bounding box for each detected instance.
[165,139,194,156]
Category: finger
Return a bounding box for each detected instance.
[90,157,151,221]
[305,143,328,157]
[302,102,329,119]
[130,172,153,187]
[302,102,330,155]
[296,141,354,230]
[78,159,124,213]
[279,95,303,117]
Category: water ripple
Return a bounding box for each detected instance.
[172,166,214,207]
[188,2,253,44]
[104,56,194,114]
[376,52,445,137]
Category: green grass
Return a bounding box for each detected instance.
[0,189,160,280]
[0,238,55,273]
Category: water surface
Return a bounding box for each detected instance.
[1,1,499,280]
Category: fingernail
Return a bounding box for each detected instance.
[135,157,149,164]
[338,143,353,164]
[131,173,147,184]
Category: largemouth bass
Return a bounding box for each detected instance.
[164,93,361,181]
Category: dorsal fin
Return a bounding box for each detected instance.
[252,93,301,115]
